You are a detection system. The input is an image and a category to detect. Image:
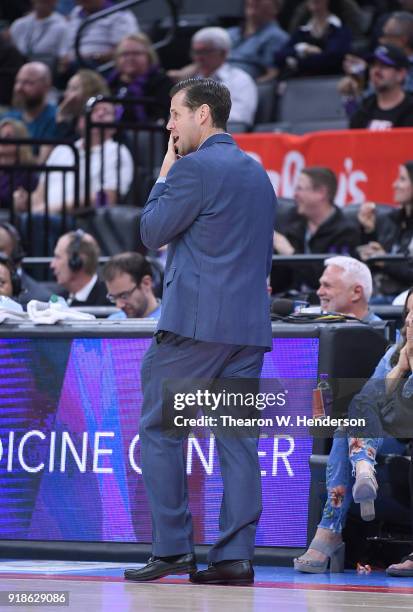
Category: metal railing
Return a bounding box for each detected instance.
[83,95,168,208]
[0,138,80,256]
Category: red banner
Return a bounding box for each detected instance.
[235,128,413,206]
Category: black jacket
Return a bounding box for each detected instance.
[361,207,413,295]
[66,278,111,307]
[350,93,413,129]
[282,205,361,292]
[17,271,53,307]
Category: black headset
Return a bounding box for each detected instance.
[0,221,25,264]
[0,252,22,297]
[68,229,85,272]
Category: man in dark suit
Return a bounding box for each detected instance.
[50,229,110,306]
[124,79,277,585]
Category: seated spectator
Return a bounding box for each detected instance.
[59,0,139,75]
[346,288,413,578]
[294,257,406,573]
[1,62,58,161]
[375,11,413,87]
[294,291,413,575]
[50,229,110,306]
[56,68,110,141]
[288,0,367,39]
[0,221,52,305]
[357,160,413,301]
[9,0,67,71]
[273,0,352,78]
[14,101,134,214]
[317,255,380,322]
[273,166,360,294]
[349,44,413,129]
[340,11,413,106]
[102,252,161,319]
[0,119,38,209]
[168,27,258,126]
[0,36,26,107]
[107,33,172,124]
[0,253,21,299]
[227,0,289,81]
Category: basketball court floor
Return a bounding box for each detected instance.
[0,561,412,611]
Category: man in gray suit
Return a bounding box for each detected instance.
[124,79,276,585]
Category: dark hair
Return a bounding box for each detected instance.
[0,221,24,263]
[102,252,153,285]
[66,231,100,276]
[170,78,231,129]
[390,286,413,368]
[0,252,14,281]
[301,166,338,204]
[402,159,413,192]
[0,251,20,296]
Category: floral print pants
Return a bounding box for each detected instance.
[318,433,382,533]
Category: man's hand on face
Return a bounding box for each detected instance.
[159,133,179,178]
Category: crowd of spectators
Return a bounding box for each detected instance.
[0,0,412,307]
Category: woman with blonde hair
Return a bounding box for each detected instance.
[0,119,38,209]
[107,33,172,123]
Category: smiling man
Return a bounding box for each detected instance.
[124,78,276,586]
[168,27,258,126]
[317,255,378,322]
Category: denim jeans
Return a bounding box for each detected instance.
[318,432,382,533]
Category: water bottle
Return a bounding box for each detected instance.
[317,373,333,418]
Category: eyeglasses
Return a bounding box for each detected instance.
[190,48,220,58]
[117,51,147,58]
[14,78,43,86]
[106,284,138,303]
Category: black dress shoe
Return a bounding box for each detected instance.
[190,560,254,585]
[124,553,197,582]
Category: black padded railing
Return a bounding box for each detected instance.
[0,138,80,256]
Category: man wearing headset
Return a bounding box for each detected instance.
[0,221,52,305]
[50,229,110,306]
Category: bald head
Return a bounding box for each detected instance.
[13,62,51,111]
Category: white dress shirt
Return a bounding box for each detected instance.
[213,63,258,126]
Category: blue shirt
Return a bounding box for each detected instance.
[227,22,289,79]
[371,343,413,398]
[108,301,162,320]
[363,310,382,324]
[2,103,58,140]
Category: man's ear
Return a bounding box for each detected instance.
[317,184,329,201]
[352,283,363,302]
[198,103,211,125]
[141,274,153,289]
